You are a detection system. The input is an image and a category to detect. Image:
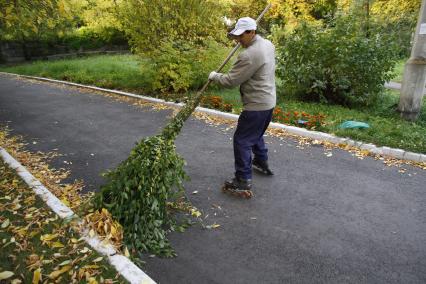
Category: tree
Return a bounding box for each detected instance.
[80,0,123,40]
[371,0,422,57]
[0,0,82,41]
[118,0,228,55]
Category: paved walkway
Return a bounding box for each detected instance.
[1,73,425,283]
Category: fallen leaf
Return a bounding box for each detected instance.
[48,265,71,279]
[59,260,71,266]
[51,241,64,248]
[32,268,42,284]
[80,247,90,254]
[42,260,53,264]
[124,247,130,258]
[206,223,221,229]
[93,257,103,263]
[190,208,201,218]
[0,271,14,280]
[1,218,10,228]
[40,233,58,242]
[82,265,99,269]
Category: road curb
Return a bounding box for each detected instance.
[0,147,156,284]
[2,72,425,163]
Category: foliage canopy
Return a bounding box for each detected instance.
[0,0,82,41]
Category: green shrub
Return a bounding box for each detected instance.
[140,39,230,94]
[275,14,399,107]
[60,27,127,51]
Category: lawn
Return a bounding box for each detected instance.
[1,55,425,154]
[392,59,406,83]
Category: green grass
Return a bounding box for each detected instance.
[1,54,425,154]
[0,54,148,94]
[391,59,406,83]
[0,160,126,283]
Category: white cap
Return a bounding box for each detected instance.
[228,17,257,36]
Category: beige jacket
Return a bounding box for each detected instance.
[211,35,276,111]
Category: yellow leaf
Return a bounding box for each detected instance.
[48,265,71,279]
[190,209,201,218]
[60,198,70,207]
[110,225,117,236]
[93,257,103,263]
[206,223,221,229]
[124,246,130,257]
[88,277,98,284]
[40,234,58,242]
[32,268,42,284]
[51,241,64,248]
[82,265,99,269]
[0,271,14,280]
[1,218,10,228]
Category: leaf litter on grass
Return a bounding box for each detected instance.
[0,159,126,283]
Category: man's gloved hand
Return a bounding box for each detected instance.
[209,71,219,80]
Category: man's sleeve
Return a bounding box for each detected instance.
[213,53,258,88]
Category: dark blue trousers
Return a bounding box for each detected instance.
[234,108,274,180]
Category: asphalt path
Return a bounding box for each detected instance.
[1,73,426,283]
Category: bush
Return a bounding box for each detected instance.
[140,39,230,94]
[59,27,127,51]
[275,14,399,107]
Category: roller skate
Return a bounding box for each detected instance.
[222,177,253,198]
[252,158,274,175]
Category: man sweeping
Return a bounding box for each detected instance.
[209,16,276,197]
